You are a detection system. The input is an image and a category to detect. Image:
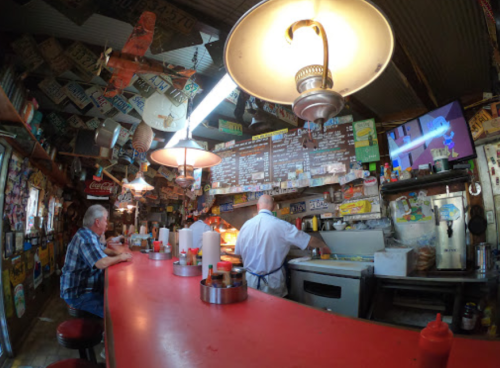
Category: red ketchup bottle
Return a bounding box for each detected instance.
[295,217,302,230]
[418,313,453,368]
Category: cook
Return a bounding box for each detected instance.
[235,194,330,297]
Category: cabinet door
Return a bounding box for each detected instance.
[290,270,361,317]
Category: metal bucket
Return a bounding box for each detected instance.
[173,261,202,277]
[200,280,248,304]
[148,252,172,260]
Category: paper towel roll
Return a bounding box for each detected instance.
[128,225,135,235]
[122,225,127,235]
[202,231,221,279]
[179,228,193,255]
[140,225,146,235]
[159,227,169,246]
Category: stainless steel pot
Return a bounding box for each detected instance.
[95,118,121,148]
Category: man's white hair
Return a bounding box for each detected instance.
[83,204,108,228]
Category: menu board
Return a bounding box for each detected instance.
[210,124,356,190]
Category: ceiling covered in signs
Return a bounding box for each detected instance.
[0,0,495,145]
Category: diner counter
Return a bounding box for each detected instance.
[104,253,499,368]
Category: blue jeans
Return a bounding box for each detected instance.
[65,292,104,318]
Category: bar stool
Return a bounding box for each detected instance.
[56,319,103,363]
[46,358,100,368]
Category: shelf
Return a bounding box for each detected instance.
[380,170,469,195]
[0,87,68,187]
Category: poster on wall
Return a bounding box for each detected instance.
[15,232,24,253]
[4,233,14,259]
[13,284,25,318]
[352,118,380,163]
[10,255,26,286]
[33,249,43,289]
[2,271,13,318]
[484,143,500,196]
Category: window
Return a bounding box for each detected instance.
[26,186,39,234]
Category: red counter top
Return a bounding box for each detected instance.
[105,253,499,368]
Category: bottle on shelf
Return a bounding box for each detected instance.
[384,162,391,183]
[312,215,318,231]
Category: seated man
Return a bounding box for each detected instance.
[61,204,132,318]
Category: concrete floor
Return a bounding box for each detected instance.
[4,293,105,368]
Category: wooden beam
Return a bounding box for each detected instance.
[345,96,380,121]
[392,39,438,110]
[379,107,428,125]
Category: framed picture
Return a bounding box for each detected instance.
[5,233,14,259]
[15,232,24,253]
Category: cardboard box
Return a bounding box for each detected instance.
[374,248,415,276]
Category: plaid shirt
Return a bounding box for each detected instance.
[60,227,107,299]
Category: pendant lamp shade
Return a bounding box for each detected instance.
[150,138,221,168]
[123,174,154,192]
[224,0,394,105]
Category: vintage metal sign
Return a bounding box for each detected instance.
[38,37,73,76]
[110,94,133,114]
[290,201,306,215]
[46,112,68,135]
[64,81,92,109]
[11,34,44,71]
[85,86,114,114]
[66,42,102,76]
[67,114,86,129]
[309,198,328,211]
[133,77,156,98]
[38,78,66,104]
[219,119,243,136]
[84,180,116,196]
[128,94,146,116]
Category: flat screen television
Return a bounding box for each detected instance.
[386,101,476,170]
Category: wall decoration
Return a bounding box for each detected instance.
[37,37,73,76]
[11,255,26,286]
[352,118,380,163]
[15,232,24,253]
[63,81,92,110]
[290,201,307,215]
[219,119,243,136]
[128,94,146,116]
[33,248,42,289]
[2,271,13,318]
[11,34,44,71]
[5,233,14,259]
[38,78,67,105]
[13,284,26,318]
[67,114,86,129]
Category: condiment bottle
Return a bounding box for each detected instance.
[312,216,318,232]
[179,251,187,266]
[295,217,302,231]
[211,273,224,288]
[230,270,243,287]
[205,265,213,286]
[217,261,232,286]
[384,163,391,182]
[186,249,193,265]
[418,313,453,368]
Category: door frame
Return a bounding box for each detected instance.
[0,139,14,360]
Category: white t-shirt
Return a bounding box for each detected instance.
[235,210,310,296]
[190,220,211,249]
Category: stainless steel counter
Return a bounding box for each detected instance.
[374,270,498,283]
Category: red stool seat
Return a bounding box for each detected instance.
[57,318,103,362]
[57,318,103,342]
[46,359,99,368]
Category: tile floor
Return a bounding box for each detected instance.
[4,293,105,368]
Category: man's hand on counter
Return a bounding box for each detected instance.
[119,252,133,262]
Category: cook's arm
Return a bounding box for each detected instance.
[307,236,331,254]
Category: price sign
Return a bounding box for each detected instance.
[290,201,306,215]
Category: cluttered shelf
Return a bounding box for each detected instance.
[0,87,68,186]
[380,170,469,194]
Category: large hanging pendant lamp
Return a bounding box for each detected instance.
[224,0,394,124]
[150,98,222,188]
[123,163,154,198]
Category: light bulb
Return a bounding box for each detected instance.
[290,26,324,73]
